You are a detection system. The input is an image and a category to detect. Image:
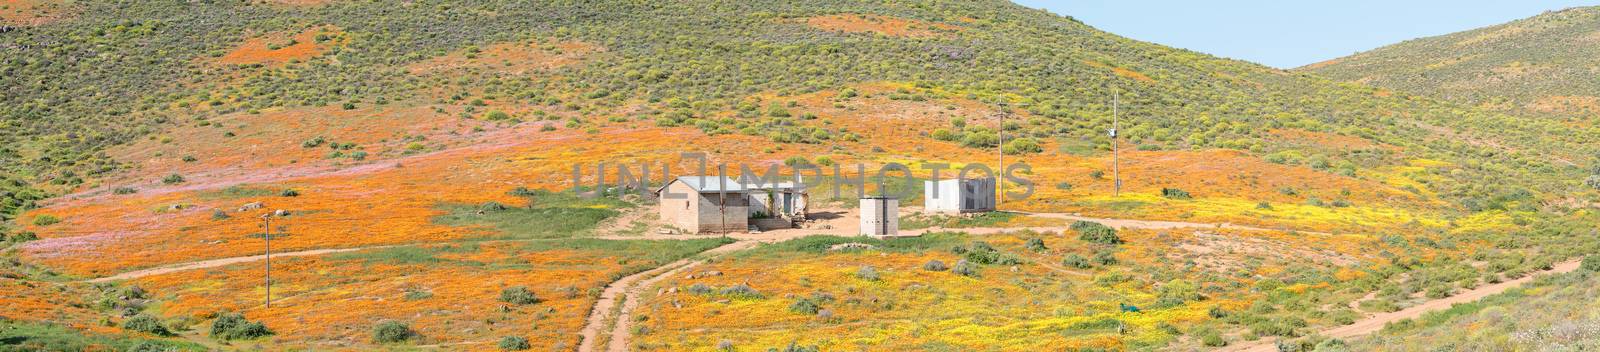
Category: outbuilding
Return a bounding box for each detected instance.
[655,176,750,233]
[922,177,996,214]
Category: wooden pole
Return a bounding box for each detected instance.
[1113,91,1121,197]
[261,214,272,308]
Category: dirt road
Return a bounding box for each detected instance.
[575,240,759,352]
[85,246,389,283]
[1220,259,1584,351]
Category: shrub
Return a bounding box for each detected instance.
[686,283,713,295]
[1583,256,1600,272]
[484,111,511,121]
[122,315,171,336]
[302,136,326,148]
[212,210,231,220]
[952,259,978,277]
[720,284,763,299]
[1002,137,1042,154]
[113,187,138,195]
[498,336,530,351]
[1025,238,1047,252]
[789,298,821,315]
[499,286,540,305]
[1088,170,1105,179]
[32,214,60,226]
[1196,328,1226,347]
[1072,221,1121,244]
[1161,187,1192,199]
[1061,254,1091,269]
[162,174,185,185]
[855,266,880,281]
[280,189,299,197]
[1092,251,1119,266]
[480,202,509,212]
[372,321,415,343]
[210,313,273,340]
[783,156,811,167]
[922,260,948,271]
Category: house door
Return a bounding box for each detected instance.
[781,193,793,214]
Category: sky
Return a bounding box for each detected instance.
[1012,0,1600,68]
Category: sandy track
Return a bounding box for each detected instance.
[576,240,758,352]
[85,246,389,283]
[1221,259,1583,351]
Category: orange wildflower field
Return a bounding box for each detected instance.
[125,239,728,350]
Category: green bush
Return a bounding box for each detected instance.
[1024,238,1047,252]
[498,336,530,351]
[32,214,61,226]
[922,260,948,271]
[162,174,185,185]
[280,189,299,197]
[1061,254,1091,269]
[122,315,171,336]
[789,298,821,315]
[499,286,540,305]
[1072,221,1121,244]
[372,321,415,343]
[952,259,979,277]
[1582,255,1600,272]
[113,187,138,195]
[1002,137,1043,154]
[855,266,880,281]
[210,313,273,340]
[1161,187,1192,199]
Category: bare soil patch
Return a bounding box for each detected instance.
[217,25,343,66]
[0,0,71,26]
[803,13,960,38]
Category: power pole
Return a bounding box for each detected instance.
[996,103,1007,206]
[260,214,272,308]
[1112,91,1121,197]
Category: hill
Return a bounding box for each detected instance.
[2,0,1599,350]
[1303,6,1600,117]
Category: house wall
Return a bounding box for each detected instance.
[696,191,748,233]
[658,181,701,232]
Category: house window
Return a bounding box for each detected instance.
[685,200,690,209]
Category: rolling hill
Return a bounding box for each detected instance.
[2,0,1599,350]
[1304,6,1600,117]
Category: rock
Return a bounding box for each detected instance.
[828,243,876,251]
[238,202,264,212]
[702,270,722,277]
[273,209,290,217]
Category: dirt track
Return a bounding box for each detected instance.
[1220,259,1584,351]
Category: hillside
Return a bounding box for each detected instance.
[2,0,1599,350]
[1304,6,1600,117]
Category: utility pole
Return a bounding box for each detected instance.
[260,213,272,308]
[1112,91,1121,197]
[996,102,1007,206]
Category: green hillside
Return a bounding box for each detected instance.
[1,0,1595,227]
[1304,6,1600,117]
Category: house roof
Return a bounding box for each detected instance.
[666,176,747,193]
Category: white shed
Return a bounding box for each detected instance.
[859,197,899,237]
[923,178,995,214]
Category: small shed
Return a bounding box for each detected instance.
[923,177,996,214]
[655,176,750,234]
[860,196,899,237]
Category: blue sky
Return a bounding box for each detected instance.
[1012,0,1600,68]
